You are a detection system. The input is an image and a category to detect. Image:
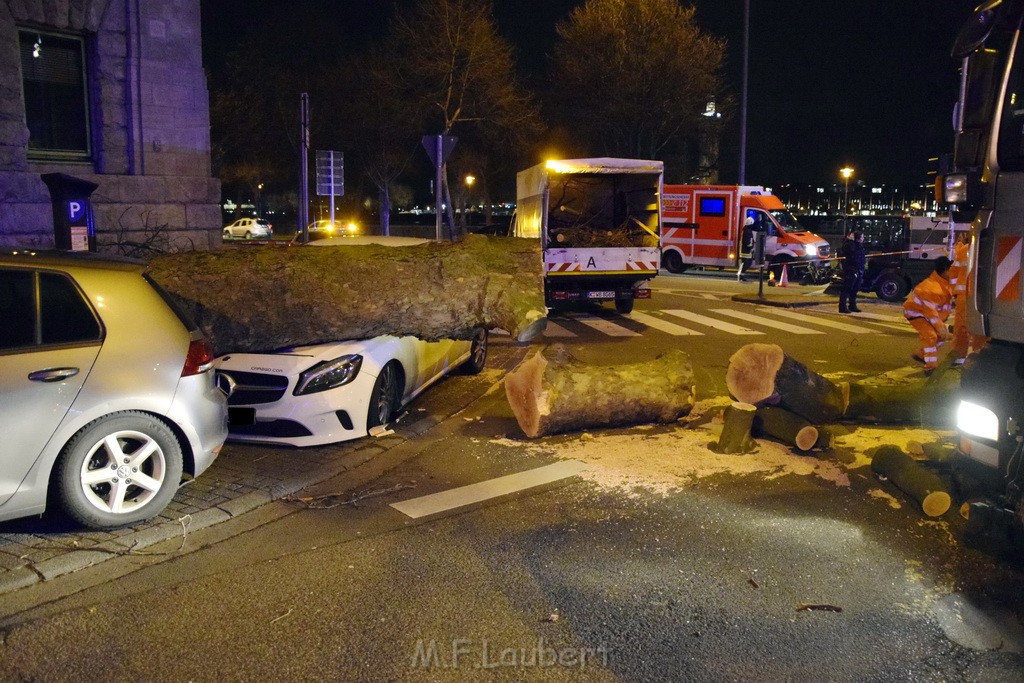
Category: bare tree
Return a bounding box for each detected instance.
[550,0,727,177]
[385,0,541,236]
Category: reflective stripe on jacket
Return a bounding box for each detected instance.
[949,241,969,295]
[903,271,953,328]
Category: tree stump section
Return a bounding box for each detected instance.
[870,444,952,517]
[148,235,547,354]
[726,343,847,423]
[504,345,696,438]
[711,402,757,454]
[752,406,825,452]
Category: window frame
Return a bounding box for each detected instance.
[0,267,104,354]
[17,27,94,162]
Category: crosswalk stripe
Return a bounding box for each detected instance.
[564,312,641,337]
[854,311,905,323]
[542,321,576,337]
[756,307,877,334]
[627,311,704,336]
[712,309,825,334]
[662,309,764,335]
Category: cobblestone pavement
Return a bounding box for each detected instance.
[0,336,529,597]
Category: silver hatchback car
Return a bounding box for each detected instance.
[0,250,228,529]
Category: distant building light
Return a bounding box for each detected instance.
[871,187,882,193]
[702,100,721,118]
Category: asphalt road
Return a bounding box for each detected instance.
[1,273,1022,681]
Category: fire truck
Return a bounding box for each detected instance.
[940,0,1024,538]
[512,158,663,314]
[660,185,830,277]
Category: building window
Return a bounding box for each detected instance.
[18,29,91,160]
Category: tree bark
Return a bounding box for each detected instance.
[148,235,547,354]
[844,363,960,424]
[726,343,847,423]
[871,444,952,517]
[753,406,825,452]
[504,345,696,438]
[711,402,758,454]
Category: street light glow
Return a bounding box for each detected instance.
[465,174,476,187]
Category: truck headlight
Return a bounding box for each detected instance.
[804,244,818,256]
[294,355,363,395]
[957,400,1000,441]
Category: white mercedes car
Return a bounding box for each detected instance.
[214,330,487,447]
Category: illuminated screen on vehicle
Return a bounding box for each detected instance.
[700,197,726,217]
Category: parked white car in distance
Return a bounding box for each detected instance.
[223,217,273,240]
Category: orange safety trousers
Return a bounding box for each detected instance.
[950,296,989,363]
[909,317,942,369]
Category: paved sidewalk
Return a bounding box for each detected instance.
[0,339,529,597]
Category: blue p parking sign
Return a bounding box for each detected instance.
[67,200,85,224]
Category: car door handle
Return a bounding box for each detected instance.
[28,367,80,383]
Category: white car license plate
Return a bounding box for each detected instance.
[587,291,615,299]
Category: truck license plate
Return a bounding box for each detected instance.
[587,291,615,299]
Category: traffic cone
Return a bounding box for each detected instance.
[778,264,789,287]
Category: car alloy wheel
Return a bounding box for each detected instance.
[461,328,488,375]
[367,362,400,429]
[55,412,184,529]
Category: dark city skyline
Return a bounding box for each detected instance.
[201,0,974,189]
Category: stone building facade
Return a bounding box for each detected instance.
[0,0,220,253]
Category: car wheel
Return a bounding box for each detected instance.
[223,229,231,239]
[244,231,252,239]
[53,411,184,529]
[615,298,634,314]
[367,362,401,429]
[662,250,686,274]
[875,271,909,302]
[460,328,488,375]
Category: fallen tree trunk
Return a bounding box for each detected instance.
[871,444,952,517]
[711,402,757,454]
[504,345,696,438]
[844,361,960,424]
[753,406,830,452]
[147,235,547,354]
[725,343,847,423]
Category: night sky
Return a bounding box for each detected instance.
[201,0,974,188]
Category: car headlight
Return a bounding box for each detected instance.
[957,400,1000,441]
[294,355,363,395]
[804,244,818,256]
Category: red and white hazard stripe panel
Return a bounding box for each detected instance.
[995,236,1022,301]
[546,262,582,273]
[626,260,658,272]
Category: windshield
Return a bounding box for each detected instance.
[768,209,806,233]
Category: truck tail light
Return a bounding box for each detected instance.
[183,338,215,376]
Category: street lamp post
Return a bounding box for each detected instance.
[840,167,854,232]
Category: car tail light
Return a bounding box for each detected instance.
[183,338,215,376]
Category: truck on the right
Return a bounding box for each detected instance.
[940,0,1024,538]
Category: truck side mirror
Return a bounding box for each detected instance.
[954,49,998,170]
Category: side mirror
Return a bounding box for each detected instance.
[953,0,1003,58]
[953,49,999,170]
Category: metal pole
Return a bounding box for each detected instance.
[329,150,336,230]
[299,93,310,243]
[739,0,749,184]
[434,135,443,241]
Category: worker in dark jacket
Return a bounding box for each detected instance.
[839,230,866,313]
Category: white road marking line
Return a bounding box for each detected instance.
[564,313,641,337]
[662,309,764,335]
[853,311,904,322]
[542,321,577,337]
[628,311,704,336]
[756,307,877,334]
[711,309,825,334]
[390,461,587,519]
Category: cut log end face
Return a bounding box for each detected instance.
[503,351,550,438]
[922,491,952,518]
[726,344,784,405]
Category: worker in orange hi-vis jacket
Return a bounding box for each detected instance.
[903,256,954,373]
[949,238,990,364]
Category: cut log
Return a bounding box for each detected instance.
[907,440,956,465]
[147,235,547,354]
[726,343,847,423]
[844,364,960,425]
[503,345,696,438]
[870,444,952,517]
[752,406,820,452]
[711,402,758,454]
